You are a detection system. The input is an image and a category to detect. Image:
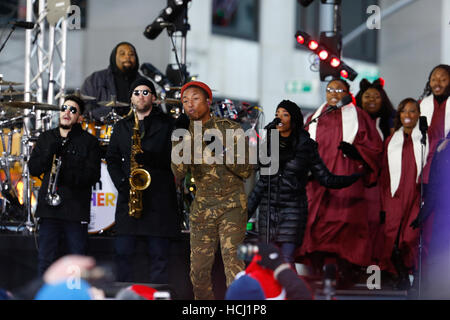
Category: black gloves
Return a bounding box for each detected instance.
[174,113,190,130]
[380,211,386,224]
[257,243,285,271]
[410,216,421,229]
[338,141,363,161]
[349,173,363,183]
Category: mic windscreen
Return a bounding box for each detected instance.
[143,22,164,40]
[10,21,35,29]
[336,95,353,108]
[419,116,428,132]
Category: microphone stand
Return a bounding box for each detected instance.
[417,129,427,299]
[0,25,16,55]
[303,105,337,129]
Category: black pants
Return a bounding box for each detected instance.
[37,218,88,276]
[115,235,170,284]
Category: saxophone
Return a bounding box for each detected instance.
[128,107,151,218]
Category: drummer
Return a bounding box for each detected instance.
[80,42,146,121]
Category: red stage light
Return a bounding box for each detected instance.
[296,35,305,44]
[330,57,341,68]
[340,69,349,79]
[318,49,329,60]
[308,40,319,51]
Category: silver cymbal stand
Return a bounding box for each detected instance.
[20,110,36,234]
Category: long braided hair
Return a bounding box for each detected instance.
[419,64,450,100]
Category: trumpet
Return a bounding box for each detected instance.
[45,139,67,206]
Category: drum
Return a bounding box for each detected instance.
[81,121,114,146]
[88,162,117,234]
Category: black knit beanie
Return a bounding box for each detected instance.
[276,100,304,129]
[129,78,156,99]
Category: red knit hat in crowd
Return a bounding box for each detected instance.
[180,81,213,101]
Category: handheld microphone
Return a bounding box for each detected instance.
[419,116,428,145]
[335,95,353,109]
[264,117,281,130]
[419,116,428,134]
[9,20,35,29]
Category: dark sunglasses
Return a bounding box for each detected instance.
[61,105,79,114]
[133,89,151,96]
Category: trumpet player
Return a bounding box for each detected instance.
[106,78,179,284]
[29,95,102,276]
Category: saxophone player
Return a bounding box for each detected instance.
[29,95,102,276]
[106,79,179,284]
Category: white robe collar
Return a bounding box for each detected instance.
[308,102,358,144]
[420,94,450,138]
[387,125,429,197]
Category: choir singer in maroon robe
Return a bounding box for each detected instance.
[355,78,396,265]
[419,64,450,158]
[379,98,432,290]
[300,78,383,286]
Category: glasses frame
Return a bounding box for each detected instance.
[133,89,152,97]
[61,105,79,114]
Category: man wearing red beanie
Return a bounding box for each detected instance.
[171,81,253,299]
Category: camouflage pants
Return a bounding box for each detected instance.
[190,206,247,300]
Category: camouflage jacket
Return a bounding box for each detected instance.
[171,116,253,217]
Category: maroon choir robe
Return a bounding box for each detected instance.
[380,126,430,274]
[420,95,450,163]
[301,103,383,267]
[366,117,385,264]
[418,95,449,264]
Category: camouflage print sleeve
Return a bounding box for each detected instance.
[171,138,189,181]
[223,123,254,180]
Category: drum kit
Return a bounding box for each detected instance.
[0,79,129,234]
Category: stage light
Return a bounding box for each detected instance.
[318,48,329,60]
[339,63,358,81]
[308,40,319,51]
[330,56,341,68]
[295,30,311,45]
[140,63,172,89]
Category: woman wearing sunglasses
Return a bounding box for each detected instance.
[300,78,383,288]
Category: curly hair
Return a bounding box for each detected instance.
[355,78,395,139]
[419,64,450,100]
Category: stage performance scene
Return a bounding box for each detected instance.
[0,0,450,303]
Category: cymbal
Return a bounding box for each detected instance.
[0,90,31,96]
[0,79,22,86]
[61,92,97,101]
[98,100,129,107]
[0,101,60,111]
[159,98,181,105]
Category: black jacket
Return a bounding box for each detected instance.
[81,42,144,120]
[105,107,180,237]
[247,130,358,245]
[29,124,102,222]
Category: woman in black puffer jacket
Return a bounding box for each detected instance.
[247,100,361,264]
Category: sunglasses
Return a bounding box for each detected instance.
[133,89,152,97]
[61,105,79,114]
[326,88,346,93]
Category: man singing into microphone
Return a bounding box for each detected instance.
[300,78,383,287]
[29,95,102,276]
